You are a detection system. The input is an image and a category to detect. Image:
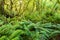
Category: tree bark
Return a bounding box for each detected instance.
[0,0,5,14]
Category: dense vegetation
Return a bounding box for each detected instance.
[0,0,60,40]
[0,20,60,40]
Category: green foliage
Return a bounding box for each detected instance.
[0,0,60,40]
[0,21,60,40]
[1,0,59,23]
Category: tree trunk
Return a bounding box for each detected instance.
[0,0,5,14]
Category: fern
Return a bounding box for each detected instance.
[0,21,60,40]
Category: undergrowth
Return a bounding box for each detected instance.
[0,20,60,40]
[0,0,60,40]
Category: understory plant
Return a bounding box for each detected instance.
[0,20,60,40]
